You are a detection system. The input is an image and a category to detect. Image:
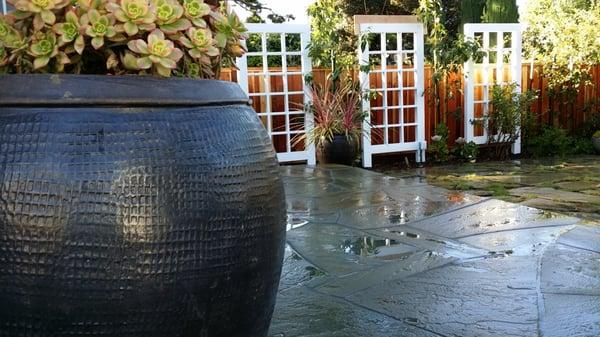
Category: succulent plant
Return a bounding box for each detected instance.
[0,17,25,49]
[153,0,190,34]
[1,0,247,77]
[28,31,64,69]
[83,9,119,49]
[53,11,85,54]
[182,0,210,28]
[107,0,156,36]
[180,27,217,59]
[13,0,70,30]
[127,29,183,76]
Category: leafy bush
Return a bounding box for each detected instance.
[428,123,450,162]
[0,0,247,77]
[594,131,600,138]
[526,126,595,157]
[482,84,538,159]
[452,138,478,162]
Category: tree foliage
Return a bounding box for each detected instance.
[307,0,432,71]
[481,0,519,23]
[523,0,600,126]
[460,0,485,26]
[524,0,600,89]
[245,13,300,67]
[417,0,481,126]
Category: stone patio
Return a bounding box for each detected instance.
[269,165,600,337]
[383,156,600,221]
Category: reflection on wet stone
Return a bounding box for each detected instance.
[275,165,600,337]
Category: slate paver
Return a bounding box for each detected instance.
[540,293,600,337]
[406,198,580,239]
[273,165,600,337]
[347,256,540,337]
[269,287,439,337]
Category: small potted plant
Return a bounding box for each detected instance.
[593,131,600,153]
[296,78,367,165]
[0,2,285,336]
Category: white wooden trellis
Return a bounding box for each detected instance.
[358,23,427,168]
[237,24,316,166]
[464,23,523,154]
[1,0,9,14]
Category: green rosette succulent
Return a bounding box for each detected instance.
[84,9,118,49]
[53,11,86,54]
[153,0,190,34]
[183,0,210,28]
[0,16,24,49]
[28,31,69,69]
[0,0,247,77]
[180,27,218,61]
[107,0,156,36]
[213,11,247,58]
[127,29,183,77]
[11,0,70,29]
[77,0,103,10]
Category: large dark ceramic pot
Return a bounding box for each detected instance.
[0,75,286,337]
[320,134,357,166]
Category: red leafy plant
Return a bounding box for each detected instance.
[293,78,369,149]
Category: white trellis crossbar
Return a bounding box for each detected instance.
[236,24,316,166]
[463,23,523,154]
[358,23,427,168]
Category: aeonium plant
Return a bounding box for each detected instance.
[0,0,247,77]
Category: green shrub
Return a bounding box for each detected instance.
[452,138,479,162]
[571,137,595,154]
[429,123,450,162]
[594,131,600,138]
[526,126,595,157]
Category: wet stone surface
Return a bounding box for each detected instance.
[384,156,600,221]
[271,165,600,337]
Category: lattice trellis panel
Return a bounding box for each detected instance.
[1,0,10,14]
[463,23,523,154]
[358,23,426,168]
[236,24,316,165]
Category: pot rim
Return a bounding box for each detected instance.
[0,74,250,107]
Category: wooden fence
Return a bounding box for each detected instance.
[220,64,600,146]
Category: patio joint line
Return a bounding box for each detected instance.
[451,223,578,240]
[285,240,331,275]
[541,291,600,297]
[305,286,451,337]
[317,221,423,250]
[337,258,459,298]
[556,241,600,255]
[362,197,494,231]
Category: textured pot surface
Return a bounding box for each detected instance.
[321,135,357,166]
[0,75,286,337]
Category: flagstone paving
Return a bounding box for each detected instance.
[269,165,600,337]
[382,156,600,221]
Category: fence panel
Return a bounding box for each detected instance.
[358,23,427,168]
[236,24,316,165]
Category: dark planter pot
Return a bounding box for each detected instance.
[0,75,286,337]
[320,134,357,166]
[593,137,600,154]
